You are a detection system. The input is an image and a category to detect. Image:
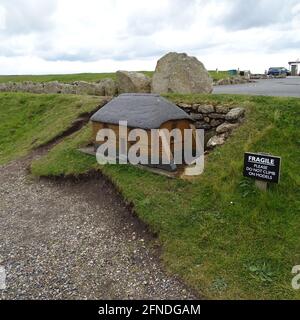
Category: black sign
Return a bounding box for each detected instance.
[244,152,281,183]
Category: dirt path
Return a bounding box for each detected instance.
[0,159,196,300]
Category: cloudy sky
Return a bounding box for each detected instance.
[0,0,299,75]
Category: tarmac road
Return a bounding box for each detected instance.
[213,76,300,98]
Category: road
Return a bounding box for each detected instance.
[213,76,300,98]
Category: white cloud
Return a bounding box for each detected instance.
[0,5,6,30]
[215,0,299,30]
[0,0,57,34]
[0,0,299,74]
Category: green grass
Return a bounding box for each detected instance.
[0,73,117,83]
[209,71,231,81]
[0,72,154,84]
[0,70,226,83]
[0,92,104,164]
[29,93,300,299]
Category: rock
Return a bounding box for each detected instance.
[31,83,44,94]
[94,84,105,96]
[225,107,245,121]
[190,113,204,121]
[74,81,97,95]
[210,119,223,127]
[216,78,231,86]
[204,130,216,147]
[192,104,201,111]
[0,83,7,92]
[209,113,226,119]
[43,81,64,94]
[151,52,213,94]
[198,105,214,114]
[96,78,117,96]
[216,122,239,134]
[195,122,211,130]
[116,71,151,94]
[103,79,117,96]
[207,134,227,148]
[204,117,210,123]
[215,105,231,114]
[60,84,75,94]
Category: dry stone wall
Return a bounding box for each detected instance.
[177,102,245,149]
[0,79,117,96]
[214,76,253,86]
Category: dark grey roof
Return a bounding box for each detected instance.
[90,93,193,129]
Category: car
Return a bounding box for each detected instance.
[267,67,290,77]
[280,68,291,76]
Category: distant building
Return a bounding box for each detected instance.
[288,60,300,76]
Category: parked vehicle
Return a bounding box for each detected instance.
[267,67,290,77]
[280,68,291,76]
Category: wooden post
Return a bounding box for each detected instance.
[255,180,268,192]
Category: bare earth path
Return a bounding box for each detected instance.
[0,159,195,299]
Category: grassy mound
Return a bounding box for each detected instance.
[0,92,103,164]
[29,93,300,299]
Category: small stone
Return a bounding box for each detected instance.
[225,107,245,121]
[192,104,200,111]
[177,103,191,109]
[207,134,227,148]
[210,119,223,127]
[204,117,210,123]
[216,122,239,134]
[209,113,226,119]
[216,78,231,86]
[195,122,211,130]
[215,105,231,114]
[198,105,214,114]
[190,113,204,121]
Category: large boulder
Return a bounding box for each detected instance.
[151,52,213,94]
[96,78,117,96]
[74,81,97,95]
[116,71,151,94]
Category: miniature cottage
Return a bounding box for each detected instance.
[90,93,195,172]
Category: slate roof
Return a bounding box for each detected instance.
[90,93,193,129]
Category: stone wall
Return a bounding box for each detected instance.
[0,79,117,96]
[176,103,245,149]
[214,76,252,86]
[0,75,252,96]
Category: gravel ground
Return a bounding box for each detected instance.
[0,159,196,300]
